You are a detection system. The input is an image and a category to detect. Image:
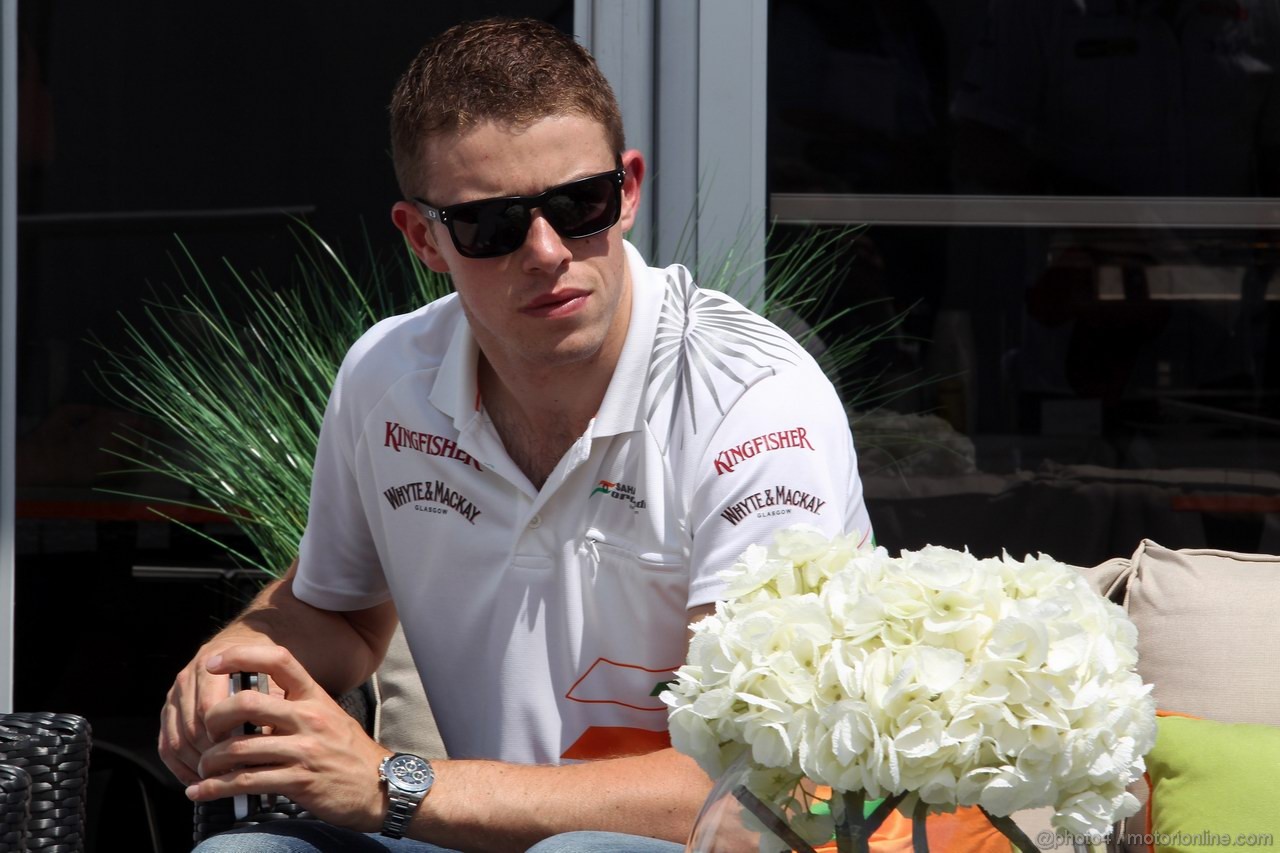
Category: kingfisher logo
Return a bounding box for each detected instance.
[589,480,646,512]
[383,422,483,471]
[713,426,814,474]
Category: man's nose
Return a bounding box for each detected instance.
[520,211,573,271]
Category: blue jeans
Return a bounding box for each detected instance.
[193,821,685,852]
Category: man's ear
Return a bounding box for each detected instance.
[617,149,645,234]
[391,201,451,274]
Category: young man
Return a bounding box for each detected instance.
[161,18,872,853]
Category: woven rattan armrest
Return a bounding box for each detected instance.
[0,763,32,853]
[0,712,93,853]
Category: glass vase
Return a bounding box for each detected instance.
[684,752,1044,853]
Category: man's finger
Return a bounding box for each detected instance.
[196,729,298,780]
[158,678,216,786]
[204,644,324,702]
[157,712,202,786]
[185,762,297,804]
[202,690,299,744]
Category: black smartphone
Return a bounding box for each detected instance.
[229,672,270,820]
[229,671,270,735]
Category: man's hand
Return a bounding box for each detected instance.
[158,638,279,786]
[185,644,390,832]
[156,565,397,790]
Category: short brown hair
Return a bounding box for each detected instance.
[389,17,625,198]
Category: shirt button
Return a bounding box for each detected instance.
[528,514,542,529]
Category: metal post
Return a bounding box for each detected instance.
[575,0,656,261]
[696,0,767,309]
[652,0,698,268]
[0,0,19,713]
[581,0,767,298]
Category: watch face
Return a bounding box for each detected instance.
[385,754,434,794]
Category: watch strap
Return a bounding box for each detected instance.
[381,794,420,839]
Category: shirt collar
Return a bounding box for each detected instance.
[429,299,482,433]
[591,240,663,437]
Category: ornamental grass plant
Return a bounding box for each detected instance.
[95,224,908,577]
[94,226,451,573]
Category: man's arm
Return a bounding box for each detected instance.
[396,601,720,849]
[188,604,718,849]
[397,745,713,850]
[158,560,397,786]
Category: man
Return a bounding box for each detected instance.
[161,17,872,853]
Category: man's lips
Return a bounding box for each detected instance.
[522,289,590,317]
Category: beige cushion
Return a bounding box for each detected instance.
[372,624,447,759]
[1080,540,1280,853]
[1083,539,1280,726]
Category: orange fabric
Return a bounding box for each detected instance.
[559,726,670,760]
[874,807,1010,853]
[809,805,1010,852]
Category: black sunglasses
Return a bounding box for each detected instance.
[413,165,625,259]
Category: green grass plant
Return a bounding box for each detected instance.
[95,224,907,577]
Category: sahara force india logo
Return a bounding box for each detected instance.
[713,426,814,475]
[382,479,482,524]
[720,484,826,526]
[589,480,647,512]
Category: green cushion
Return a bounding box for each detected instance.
[1147,715,1280,852]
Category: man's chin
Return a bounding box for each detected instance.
[539,342,608,369]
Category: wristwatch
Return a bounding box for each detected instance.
[378,752,435,838]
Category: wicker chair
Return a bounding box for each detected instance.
[0,712,93,853]
[0,764,31,853]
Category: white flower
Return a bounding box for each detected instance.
[1052,789,1140,837]
[664,526,1157,835]
[719,544,790,601]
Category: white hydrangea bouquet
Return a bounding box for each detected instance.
[663,526,1156,853]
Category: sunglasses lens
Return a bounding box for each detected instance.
[543,174,620,238]
[450,201,531,258]
[439,169,622,259]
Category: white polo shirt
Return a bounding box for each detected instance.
[295,241,872,764]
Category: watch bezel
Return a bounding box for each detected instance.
[380,752,435,795]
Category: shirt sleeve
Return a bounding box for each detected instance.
[293,355,392,612]
[683,366,873,609]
